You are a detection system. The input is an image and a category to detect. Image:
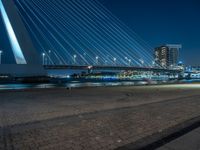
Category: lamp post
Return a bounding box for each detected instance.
[128,59,131,66]
[0,50,3,64]
[105,60,108,66]
[48,50,51,65]
[125,57,128,65]
[96,56,99,64]
[73,54,77,64]
[42,52,45,65]
[140,59,144,66]
[113,57,117,65]
[152,61,155,67]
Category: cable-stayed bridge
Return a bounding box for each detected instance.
[0,0,180,76]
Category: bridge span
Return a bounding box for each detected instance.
[44,65,182,74]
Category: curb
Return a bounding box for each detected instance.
[116,116,200,150]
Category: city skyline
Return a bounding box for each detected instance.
[100,0,200,65]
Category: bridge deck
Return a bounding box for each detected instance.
[44,65,181,73]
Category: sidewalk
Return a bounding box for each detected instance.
[157,127,200,150]
[1,85,200,150]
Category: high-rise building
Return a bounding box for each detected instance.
[166,44,181,67]
[154,44,181,68]
[154,46,168,68]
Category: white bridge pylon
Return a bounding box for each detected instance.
[0,0,46,76]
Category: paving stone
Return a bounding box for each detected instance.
[0,85,200,150]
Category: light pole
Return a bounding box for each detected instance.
[128,59,131,66]
[0,50,3,64]
[48,50,51,65]
[42,52,45,65]
[82,53,87,65]
[125,57,128,65]
[152,61,155,67]
[140,59,144,66]
[105,60,108,66]
[73,54,77,65]
[113,57,117,66]
[96,56,99,64]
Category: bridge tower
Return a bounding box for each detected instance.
[0,0,46,77]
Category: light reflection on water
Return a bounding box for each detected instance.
[0,81,140,90]
[0,79,199,90]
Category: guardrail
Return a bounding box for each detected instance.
[44,65,182,73]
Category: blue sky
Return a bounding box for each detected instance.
[0,0,200,65]
[99,0,200,65]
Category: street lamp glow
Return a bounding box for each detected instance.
[42,52,45,65]
[48,50,52,65]
[140,59,144,65]
[0,50,3,64]
[128,59,131,66]
[125,57,129,65]
[113,57,117,65]
[96,56,99,65]
[88,65,93,69]
[73,54,77,64]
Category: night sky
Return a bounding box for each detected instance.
[0,0,200,65]
[99,0,200,65]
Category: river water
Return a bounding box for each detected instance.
[0,80,154,90]
[0,79,199,90]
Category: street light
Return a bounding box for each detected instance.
[0,50,3,64]
[48,50,51,65]
[142,60,144,64]
[96,56,99,65]
[73,54,77,64]
[152,61,155,67]
[128,59,131,66]
[42,52,45,65]
[140,59,144,66]
[105,60,108,66]
[125,57,129,65]
[113,57,117,65]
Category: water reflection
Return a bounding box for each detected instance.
[0,81,141,90]
[1,79,199,90]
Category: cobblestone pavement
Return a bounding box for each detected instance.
[0,84,200,150]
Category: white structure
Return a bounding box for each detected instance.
[0,0,46,76]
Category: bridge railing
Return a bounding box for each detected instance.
[44,65,182,73]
